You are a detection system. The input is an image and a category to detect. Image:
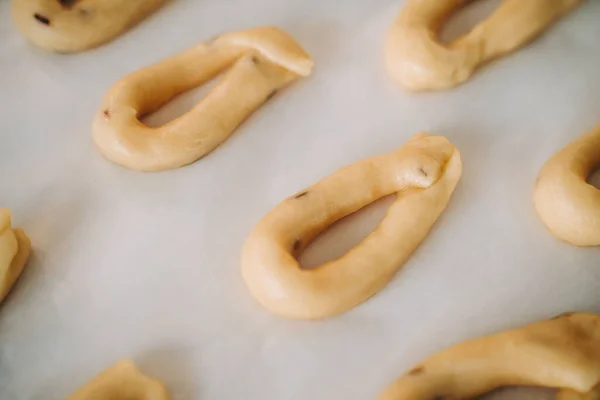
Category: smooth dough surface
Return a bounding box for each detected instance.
[0,208,31,303]
[11,0,167,53]
[533,124,600,246]
[241,133,462,319]
[385,0,584,91]
[66,359,171,400]
[92,26,313,172]
[378,312,600,399]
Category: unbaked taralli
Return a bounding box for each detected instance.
[241,133,462,319]
[0,209,31,303]
[378,312,600,400]
[385,0,584,91]
[93,26,313,172]
[533,124,600,246]
[11,0,167,53]
[66,359,171,400]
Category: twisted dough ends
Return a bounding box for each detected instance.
[0,208,30,303]
[378,312,600,400]
[214,26,314,77]
[533,124,600,246]
[66,359,171,400]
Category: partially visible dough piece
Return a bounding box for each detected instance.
[385,0,584,91]
[378,312,600,400]
[533,124,600,246]
[93,26,313,172]
[558,384,600,400]
[11,0,167,53]
[66,359,171,400]
[0,208,31,303]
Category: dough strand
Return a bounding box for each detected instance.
[242,133,462,319]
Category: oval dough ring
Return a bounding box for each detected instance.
[92,26,313,172]
[11,0,167,53]
[533,124,600,246]
[378,312,600,399]
[241,133,462,319]
[66,359,171,400]
[0,208,31,303]
[385,0,584,91]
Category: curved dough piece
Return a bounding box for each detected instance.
[533,124,600,246]
[378,312,600,399]
[385,0,583,91]
[0,209,31,303]
[241,133,462,319]
[66,359,171,400]
[93,26,313,172]
[11,0,167,53]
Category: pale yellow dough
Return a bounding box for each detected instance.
[92,26,313,172]
[378,312,600,400]
[66,359,171,400]
[241,133,462,320]
[533,124,600,246]
[11,0,167,53]
[385,0,583,91]
[0,209,31,303]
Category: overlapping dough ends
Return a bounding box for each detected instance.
[385,0,584,91]
[241,133,461,319]
[11,0,167,53]
[214,26,314,77]
[378,312,600,400]
[0,208,31,303]
[66,359,171,400]
[92,26,313,172]
[533,124,600,246]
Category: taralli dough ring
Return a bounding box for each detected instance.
[0,209,31,303]
[11,0,167,53]
[533,124,600,246]
[378,312,600,400]
[241,133,462,319]
[66,359,171,400]
[93,26,313,172]
[385,0,584,91]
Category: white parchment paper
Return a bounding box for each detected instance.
[1,0,600,399]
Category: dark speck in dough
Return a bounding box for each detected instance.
[408,366,425,375]
[34,13,51,25]
[59,0,79,8]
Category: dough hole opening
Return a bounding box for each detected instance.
[477,386,557,399]
[587,168,600,190]
[297,195,396,269]
[141,76,220,128]
[439,0,502,44]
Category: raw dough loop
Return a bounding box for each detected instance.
[241,133,462,319]
[0,208,31,303]
[385,0,584,91]
[378,312,600,400]
[533,124,600,246]
[66,359,171,400]
[11,0,167,53]
[93,26,313,172]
